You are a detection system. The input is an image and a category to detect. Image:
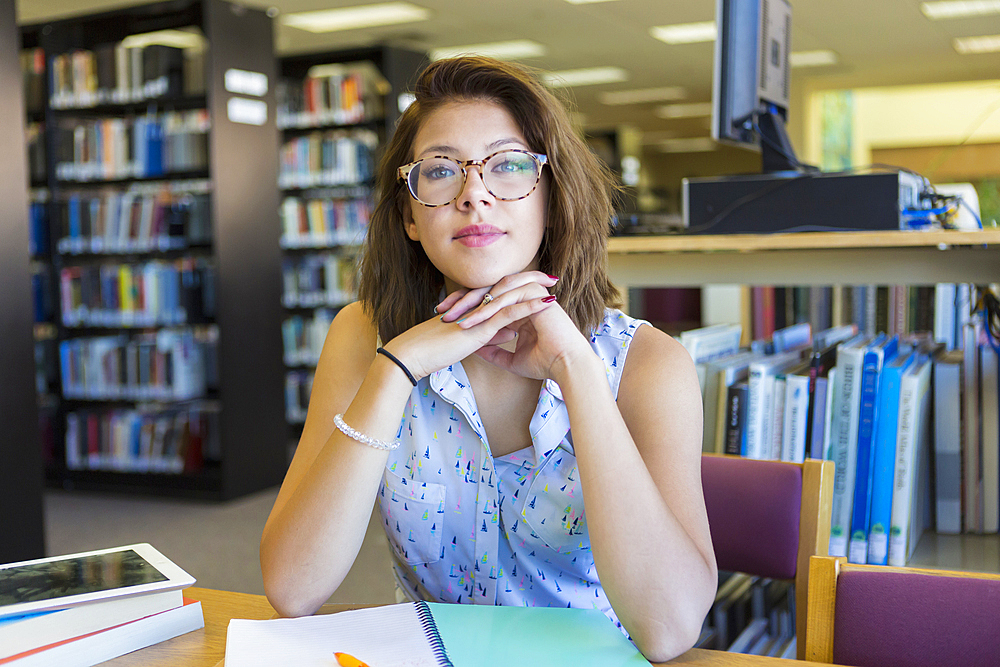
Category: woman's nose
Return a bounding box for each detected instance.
[457,164,493,208]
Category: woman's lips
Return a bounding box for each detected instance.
[454,225,504,247]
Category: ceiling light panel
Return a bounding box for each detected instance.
[789,50,839,67]
[430,40,546,61]
[282,2,430,33]
[921,1,1000,19]
[650,22,717,45]
[655,102,713,118]
[599,87,687,105]
[954,34,1000,52]
[542,67,628,88]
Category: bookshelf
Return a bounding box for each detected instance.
[275,46,426,443]
[609,229,1000,575]
[23,0,286,500]
[608,230,1000,289]
[2,0,46,561]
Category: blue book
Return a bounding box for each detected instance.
[848,335,898,564]
[68,194,81,242]
[866,350,916,564]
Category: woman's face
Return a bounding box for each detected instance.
[404,99,548,293]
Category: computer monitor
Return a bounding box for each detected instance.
[711,0,800,172]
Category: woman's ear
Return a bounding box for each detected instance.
[404,206,420,241]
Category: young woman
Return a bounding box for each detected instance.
[260,56,716,662]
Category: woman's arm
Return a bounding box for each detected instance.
[555,324,717,662]
[260,302,414,617]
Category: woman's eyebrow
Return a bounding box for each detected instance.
[416,138,527,158]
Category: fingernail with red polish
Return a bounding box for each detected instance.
[546,274,560,281]
[542,296,557,303]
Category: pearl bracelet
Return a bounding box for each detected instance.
[334,413,400,451]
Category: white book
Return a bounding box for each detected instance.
[770,376,787,460]
[4,599,202,667]
[981,343,999,534]
[934,283,957,350]
[933,350,963,534]
[782,369,811,463]
[678,323,743,366]
[745,350,803,460]
[888,355,933,566]
[827,334,873,557]
[963,323,982,533]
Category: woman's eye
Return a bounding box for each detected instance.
[424,164,457,179]
[492,158,531,174]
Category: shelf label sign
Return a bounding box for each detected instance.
[225,68,268,97]
[228,97,268,126]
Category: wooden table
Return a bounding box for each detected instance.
[103,587,831,666]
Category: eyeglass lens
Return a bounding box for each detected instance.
[407,151,540,205]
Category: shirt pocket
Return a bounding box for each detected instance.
[378,468,447,566]
[520,449,590,554]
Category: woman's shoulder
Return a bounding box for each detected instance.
[322,301,379,360]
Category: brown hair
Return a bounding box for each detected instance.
[358,56,620,342]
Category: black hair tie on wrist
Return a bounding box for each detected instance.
[377,347,418,386]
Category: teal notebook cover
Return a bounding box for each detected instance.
[427,602,651,666]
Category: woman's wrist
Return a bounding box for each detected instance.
[548,342,604,389]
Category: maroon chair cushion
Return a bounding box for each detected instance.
[834,570,1000,667]
[701,456,802,579]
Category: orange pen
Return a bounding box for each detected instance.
[334,652,372,667]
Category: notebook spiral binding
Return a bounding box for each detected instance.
[415,600,454,666]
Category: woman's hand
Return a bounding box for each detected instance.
[437,272,596,383]
[382,273,559,382]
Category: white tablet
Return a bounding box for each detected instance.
[0,543,195,619]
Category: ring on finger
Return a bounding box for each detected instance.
[481,293,494,306]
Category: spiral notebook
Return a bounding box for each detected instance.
[225,601,649,667]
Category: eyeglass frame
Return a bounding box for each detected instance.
[398,149,549,208]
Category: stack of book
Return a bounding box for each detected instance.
[0,544,203,666]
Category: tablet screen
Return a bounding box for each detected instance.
[0,549,168,606]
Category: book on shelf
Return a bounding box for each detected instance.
[848,335,899,564]
[703,350,757,453]
[887,354,934,566]
[224,600,647,667]
[724,381,750,456]
[865,350,916,565]
[827,333,874,558]
[962,322,983,533]
[980,339,999,534]
[745,350,806,460]
[779,362,811,463]
[933,349,965,534]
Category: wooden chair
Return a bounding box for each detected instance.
[701,454,834,659]
[806,555,1000,666]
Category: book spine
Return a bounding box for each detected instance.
[783,373,810,463]
[848,347,886,563]
[866,360,907,564]
[725,382,748,456]
[810,376,829,460]
[888,359,932,566]
[745,365,768,459]
[980,343,999,534]
[829,345,866,558]
[962,323,982,533]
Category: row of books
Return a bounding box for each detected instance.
[26,122,45,183]
[28,198,49,256]
[54,110,211,182]
[58,328,211,402]
[59,258,215,328]
[31,267,56,324]
[20,46,46,113]
[278,128,378,190]
[285,370,315,424]
[276,66,382,129]
[279,193,371,249]
[52,186,212,255]
[0,544,203,667]
[699,575,796,657]
[746,284,968,351]
[281,253,358,309]
[281,308,338,367]
[64,406,218,474]
[42,41,205,108]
